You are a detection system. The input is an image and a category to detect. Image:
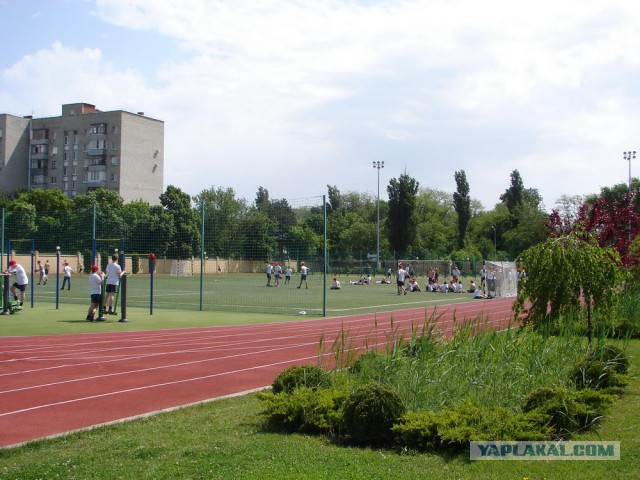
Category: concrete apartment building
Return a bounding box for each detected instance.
[0,103,164,204]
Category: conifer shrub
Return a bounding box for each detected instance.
[392,401,547,452]
[271,364,331,394]
[587,344,630,374]
[259,387,346,434]
[341,383,406,443]
[521,386,613,436]
[569,352,628,391]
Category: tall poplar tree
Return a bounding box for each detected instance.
[386,173,419,256]
[453,170,471,250]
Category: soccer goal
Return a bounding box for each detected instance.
[170,260,193,277]
[485,261,518,298]
[397,260,452,279]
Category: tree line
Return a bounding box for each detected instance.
[0,169,636,266]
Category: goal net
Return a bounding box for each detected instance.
[170,260,193,277]
[396,260,452,279]
[484,261,517,298]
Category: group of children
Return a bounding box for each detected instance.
[266,261,309,289]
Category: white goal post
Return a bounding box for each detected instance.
[170,260,193,277]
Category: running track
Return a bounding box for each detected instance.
[0,298,516,448]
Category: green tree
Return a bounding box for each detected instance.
[6,201,37,241]
[515,230,623,343]
[327,184,342,212]
[413,188,456,258]
[15,189,72,212]
[160,185,200,259]
[194,187,247,258]
[239,209,277,260]
[453,170,471,250]
[387,173,419,256]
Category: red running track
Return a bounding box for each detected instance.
[0,298,516,448]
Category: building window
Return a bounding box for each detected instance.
[111,173,118,181]
[111,125,119,134]
[63,133,68,145]
[88,123,106,135]
[50,177,57,184]
[111,156,118,165]
[63,182,68,191]
[51,161,57,169]
[63,167,68,175]
[71,181,76,190]
[111,141,117,150]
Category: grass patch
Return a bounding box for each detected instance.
[0,340,638,479]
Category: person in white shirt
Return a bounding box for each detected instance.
[408,278,422,292]
[473,288,488,299]
[330,277,341,290]
[266,262,273,287]
[5,260,28,308]
[284,267,292,285]
[61,261,73,290]
[297,262,309,289]
[440,281,449,293]
[397,264,409,295]
[105,254,124,315]
[86,265,106,322]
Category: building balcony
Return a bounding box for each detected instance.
[31,138,49,145]
[30,168,48,176]
[31,152,48,160]
[87,148,107,156]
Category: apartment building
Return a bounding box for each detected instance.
[0,103,164,205]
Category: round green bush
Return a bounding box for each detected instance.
[569,356,626,390]
[271,364,330,394]
[342,383,406,443]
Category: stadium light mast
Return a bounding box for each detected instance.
[373,161,384,272]
[490,225,497,259]
[624,150,636,245]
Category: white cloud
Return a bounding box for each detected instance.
[2,0,640,209]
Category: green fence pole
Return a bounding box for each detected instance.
[200,202,205,311]
[323,194,327,317]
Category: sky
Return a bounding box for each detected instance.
[1,0,639,211]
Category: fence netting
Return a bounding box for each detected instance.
[1,199,509,316]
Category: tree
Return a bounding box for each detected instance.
[453,170,471,250]
[548,183,640,268]
[15,189,71,212]
[514,230,623,343]
[387,173,419,256]
[194,187,247,258]
[327,184,342,213]
[413,188,456,258]
[160,185,200,259]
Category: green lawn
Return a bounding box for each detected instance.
[7,273,476,334]
[0,340,637,479]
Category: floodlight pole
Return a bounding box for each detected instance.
[490,225,497,260]
[373,161,384,272]
[624,151,636,246]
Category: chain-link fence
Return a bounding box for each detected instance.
[1,198,500,316]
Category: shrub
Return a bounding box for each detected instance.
[587,344,630,374]
[271,364,331,394]
[393,401,547,453]
[522,387,613,437]
[569,357,627,391]
[342,383,406,443]
[259,387,346,434]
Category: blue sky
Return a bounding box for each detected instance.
[2,0,640,211]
